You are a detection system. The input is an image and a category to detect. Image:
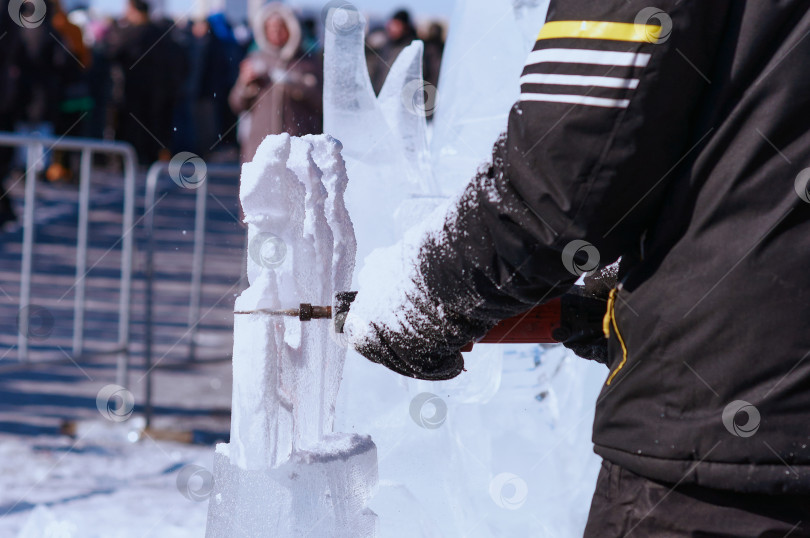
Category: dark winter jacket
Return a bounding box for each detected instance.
[15,16,77,124]
[0,4,25,117]
[106,18,185,163]
[354,0,810,495]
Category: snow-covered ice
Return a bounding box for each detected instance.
[206,436,377,537]
[207,133,376,537]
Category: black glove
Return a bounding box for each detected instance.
[352,324,466,381]
[345,263,489,380]
[551,264,618,364]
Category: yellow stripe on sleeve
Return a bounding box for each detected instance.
[538,20,662,44]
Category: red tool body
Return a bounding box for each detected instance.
[461,297,563,351]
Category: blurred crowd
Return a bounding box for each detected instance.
[0,0,446,227]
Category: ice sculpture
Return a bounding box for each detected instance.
[325,1,605,537]
[323,4,440,265]
[206,134,377,537]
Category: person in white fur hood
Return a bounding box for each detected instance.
[229,2,323,163]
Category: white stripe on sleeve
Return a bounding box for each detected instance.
[526,48,651,68]
[519,93,631,108]
[520,73,640,89]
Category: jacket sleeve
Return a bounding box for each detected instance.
[348,0,733,379]
[228,76,255,115]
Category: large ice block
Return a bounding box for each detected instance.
[325,1,604,535]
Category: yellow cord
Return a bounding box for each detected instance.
[603,288,628,385]
[602,289,615,339]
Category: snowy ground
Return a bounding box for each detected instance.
[0,433,212,537]
[0,349,229,537]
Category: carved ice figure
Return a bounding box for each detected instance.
[206,133,376,537]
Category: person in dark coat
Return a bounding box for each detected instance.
[205,13,244,152]
[368,9,417,95]
[348,0,810,535]
[47,0,93,182]
[422,22,444,91]
[0,0,26,226]
[12,0,75,176]
[229,2,322,163]
[178,15,242,157]
[106,0,184,164]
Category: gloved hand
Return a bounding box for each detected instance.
[348,261,618,376]
[350,322,466,381]
[552,264,618,364]
[343,231,497,381]
[345,130,619,378]
[344,264,485,380]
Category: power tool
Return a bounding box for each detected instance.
[235,291,565,350]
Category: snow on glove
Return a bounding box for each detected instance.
[344,236,492,380]
[344,204,495,381]
[346,316,470,381]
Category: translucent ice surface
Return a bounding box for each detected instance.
[430,0,550,193]
[207,133,375,537]
[323,5,437,265]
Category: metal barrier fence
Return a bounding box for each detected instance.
[0,133,137,388]
[142,161,241,425]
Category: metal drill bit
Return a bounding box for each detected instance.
[233,291,357,331]
[234,303,331,321]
